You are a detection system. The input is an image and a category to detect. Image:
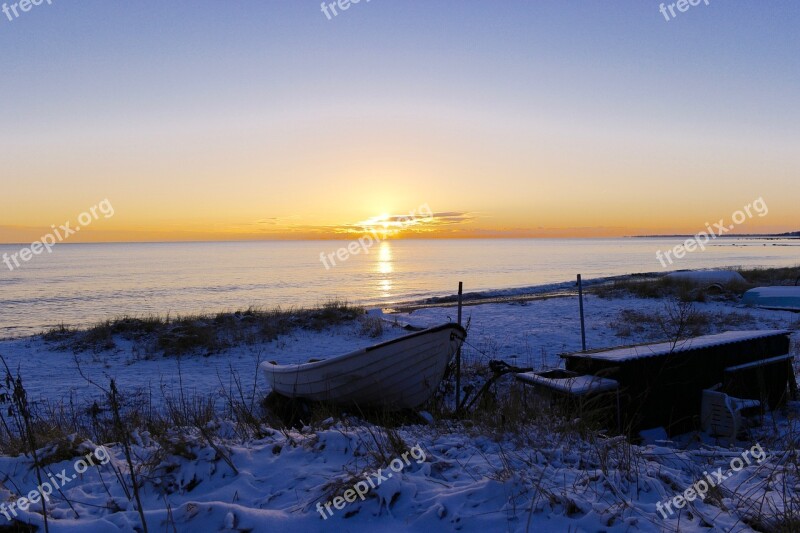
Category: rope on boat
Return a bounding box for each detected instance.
[461,338,495,359]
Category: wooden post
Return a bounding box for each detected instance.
[789,360,799,401]
[456,282,463,414]
[578,274,586,352]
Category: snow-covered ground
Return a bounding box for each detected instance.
[0,318,413,408]
[398,294,799,369]
[0,292,798,532]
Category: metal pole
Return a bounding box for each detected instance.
[456,281,463,414]
[578,274,586,351]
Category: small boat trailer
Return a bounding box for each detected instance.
[516,369,621,432]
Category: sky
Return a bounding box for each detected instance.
[0,1,798,243]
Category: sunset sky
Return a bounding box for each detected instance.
[1,1,798,243]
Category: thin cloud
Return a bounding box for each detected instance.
[335,210,476,236]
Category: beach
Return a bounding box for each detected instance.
[2,238,799,339]
[0,269,798,531]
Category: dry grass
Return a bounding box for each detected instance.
[591,276,747,303]
[611,300,761,340]
[736,266,800,286]
[14,279,800,529]
[359,316,384,338]
[0,354,271,459]
[592,265,800,304]
[42,301,365,356]
[2,334,799,530]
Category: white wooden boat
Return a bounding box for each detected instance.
[260,323,466,409]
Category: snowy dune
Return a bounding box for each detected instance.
[2,293,796,407]
[0,290,798,532]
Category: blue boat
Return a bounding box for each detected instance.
[742,287,800,312]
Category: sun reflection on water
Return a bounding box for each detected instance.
[376,241,393,297]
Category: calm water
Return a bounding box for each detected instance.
[0,238,797,338]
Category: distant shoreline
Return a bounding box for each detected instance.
[386,265,800,313]
[385,271,666,313]
[630,233,800,239]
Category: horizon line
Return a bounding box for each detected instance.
[1,233,798,247]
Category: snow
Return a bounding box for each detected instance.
[3,418,795,532]
[0,320,412,407]
[0,286,798,532]
[566,330,791,362]
[516,371,619,395]
[665,270,747,285]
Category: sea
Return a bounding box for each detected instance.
[0,238,797,338]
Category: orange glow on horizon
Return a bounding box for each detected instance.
[1,214,795,244]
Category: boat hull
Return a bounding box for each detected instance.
[742,287,800,312]
[261,323,466,410]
